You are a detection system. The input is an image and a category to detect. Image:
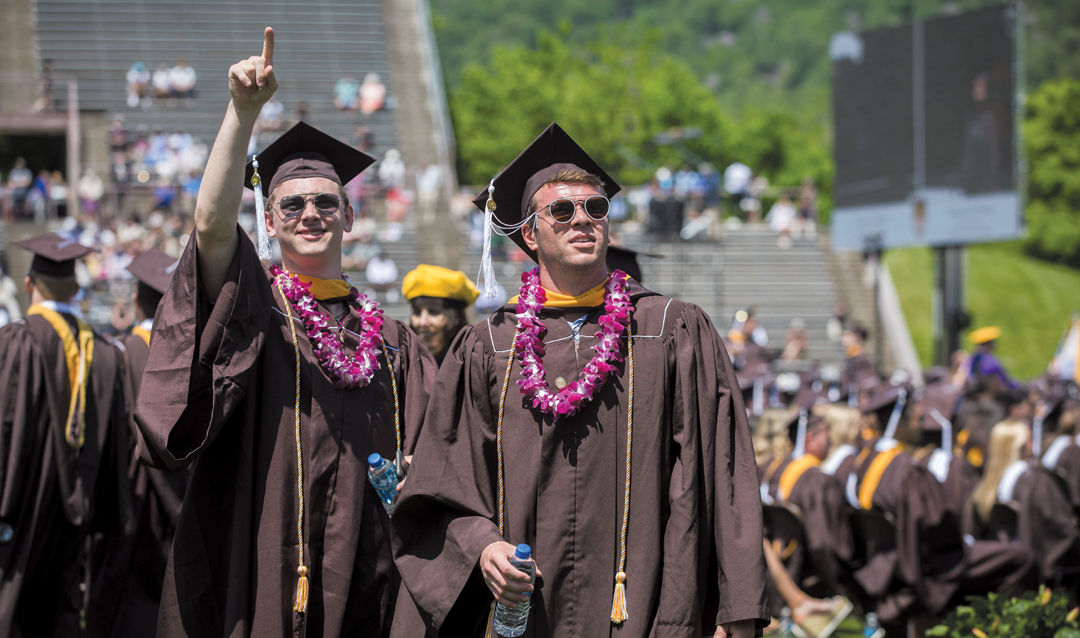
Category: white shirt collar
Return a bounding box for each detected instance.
[138,318,154,331]
[38,300,82,320]
[997,460,1029,504]
[1042,435,1072,471]
[821,444,856,476]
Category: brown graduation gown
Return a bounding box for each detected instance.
[91,330,189,637]
[0,312,128,636]
[135,230,436,638]
[1047,438,1080,510]
[964,466,1080,583]
[391,283,769,638]
[852,446,1035,622]
[762,456,852,594]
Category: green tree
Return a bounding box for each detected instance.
[1024,77,1080,267]
[450,30,832,204]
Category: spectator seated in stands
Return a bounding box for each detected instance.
[257,97,284,131]
[152,63,171,101]
[359,72,386,113]
[7,158,33,220]
[364,246,398,302]
[126,61,150,108]
[169,58,197,101]
[767,196,798,249]
[334,74,360,110]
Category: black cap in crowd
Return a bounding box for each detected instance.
[14,232,95,278]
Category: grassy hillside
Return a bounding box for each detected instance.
[885,242,1080,380]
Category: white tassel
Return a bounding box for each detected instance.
[479,179,498,299]
[792,409,807,459]
[253,157,273,261]
[881,388,906,441]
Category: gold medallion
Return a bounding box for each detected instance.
[555,377,567,389]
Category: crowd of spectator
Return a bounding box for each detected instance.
[126,59,197,108]
[107,117,208,213]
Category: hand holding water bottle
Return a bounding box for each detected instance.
[480,541,544,608]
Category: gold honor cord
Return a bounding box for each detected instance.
[484,349,517,638]
[382,341,404,475]
[28,305,94,448]
[611,328,633,624]
[276,281,309,614]
[274,284,406,616]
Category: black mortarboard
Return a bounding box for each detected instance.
[15,232,95,278]
[862,381,915,415]
[126,247,178,296]
[606,244,662,283]
[915,382,961,432]
[244,121,375,198]
[786,410,826,446]
[471,122,620,261]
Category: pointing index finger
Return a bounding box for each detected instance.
[261,27,275,65]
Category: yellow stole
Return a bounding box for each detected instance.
[294,274,353,301]
[858,446,905,510]
[778,455,821,501]
[509,275,630,309]
[28,305,94,449]
[132,324,153,346]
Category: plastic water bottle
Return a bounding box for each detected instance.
[863,612,884,638]
[367,453,399,517]
[493,544,535,637]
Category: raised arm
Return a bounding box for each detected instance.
[195,27,278,299]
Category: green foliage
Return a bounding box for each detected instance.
[1024,77,1080,267]
[885,241,1080,378]
[450,30,833,202]
[926,586,1079,638]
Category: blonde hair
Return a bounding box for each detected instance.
[818,405,862,456]
[970,420,1029,520]
[753,408,798,466]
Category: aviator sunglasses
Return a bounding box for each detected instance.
[272,192,344,218]
[537,195,610,224]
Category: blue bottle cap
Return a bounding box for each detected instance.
[515,544,531,559]
[367,453,384,468]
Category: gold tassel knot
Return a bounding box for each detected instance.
[294,565,309,613]
[610,570,628,624]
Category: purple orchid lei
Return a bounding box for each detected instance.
[271,264,384,389]
[514,267,633,419]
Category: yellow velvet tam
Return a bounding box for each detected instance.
[969,326,1002,345]
[402,264,480,305]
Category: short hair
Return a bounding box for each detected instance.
[136,281,164,320]
[28,269,79,302]
[526,168,605,218]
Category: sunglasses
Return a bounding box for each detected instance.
[272,192,344,218]
[537,196,610,224]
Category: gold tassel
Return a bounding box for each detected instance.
[610,571,628,624]
[484,600,496,638]
[294,565,309,613]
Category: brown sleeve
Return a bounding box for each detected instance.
[671,305,770,630]
[0,324,52,519]
[135,228,271,472]
[391,325,505,632]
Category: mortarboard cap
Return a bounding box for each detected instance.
[126,247,179,296]
[915,382,961,432]
[605,244,662,283]
[471,122,620,261]
[15,232,95,278]
[402,264,479,306]
[244,121,375,198]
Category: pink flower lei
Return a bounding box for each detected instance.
[514,267,633,419]
[271,264,384,389]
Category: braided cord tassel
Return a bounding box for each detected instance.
[611,328,634,624]
[485,349,517,638]
[277,281,309,614]
[382,341,404,476]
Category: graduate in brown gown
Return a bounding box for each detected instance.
[0,233,129,635]
[759,410,852,599]
[134,29,435,638]
[91,247,187,636]
[966,396,1080,586]
[1039,396,1080,510]
[846,384,1036,628]
[391,123,768,638]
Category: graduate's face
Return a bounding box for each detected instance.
[267,177,353,264]
[522,181,609,276]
